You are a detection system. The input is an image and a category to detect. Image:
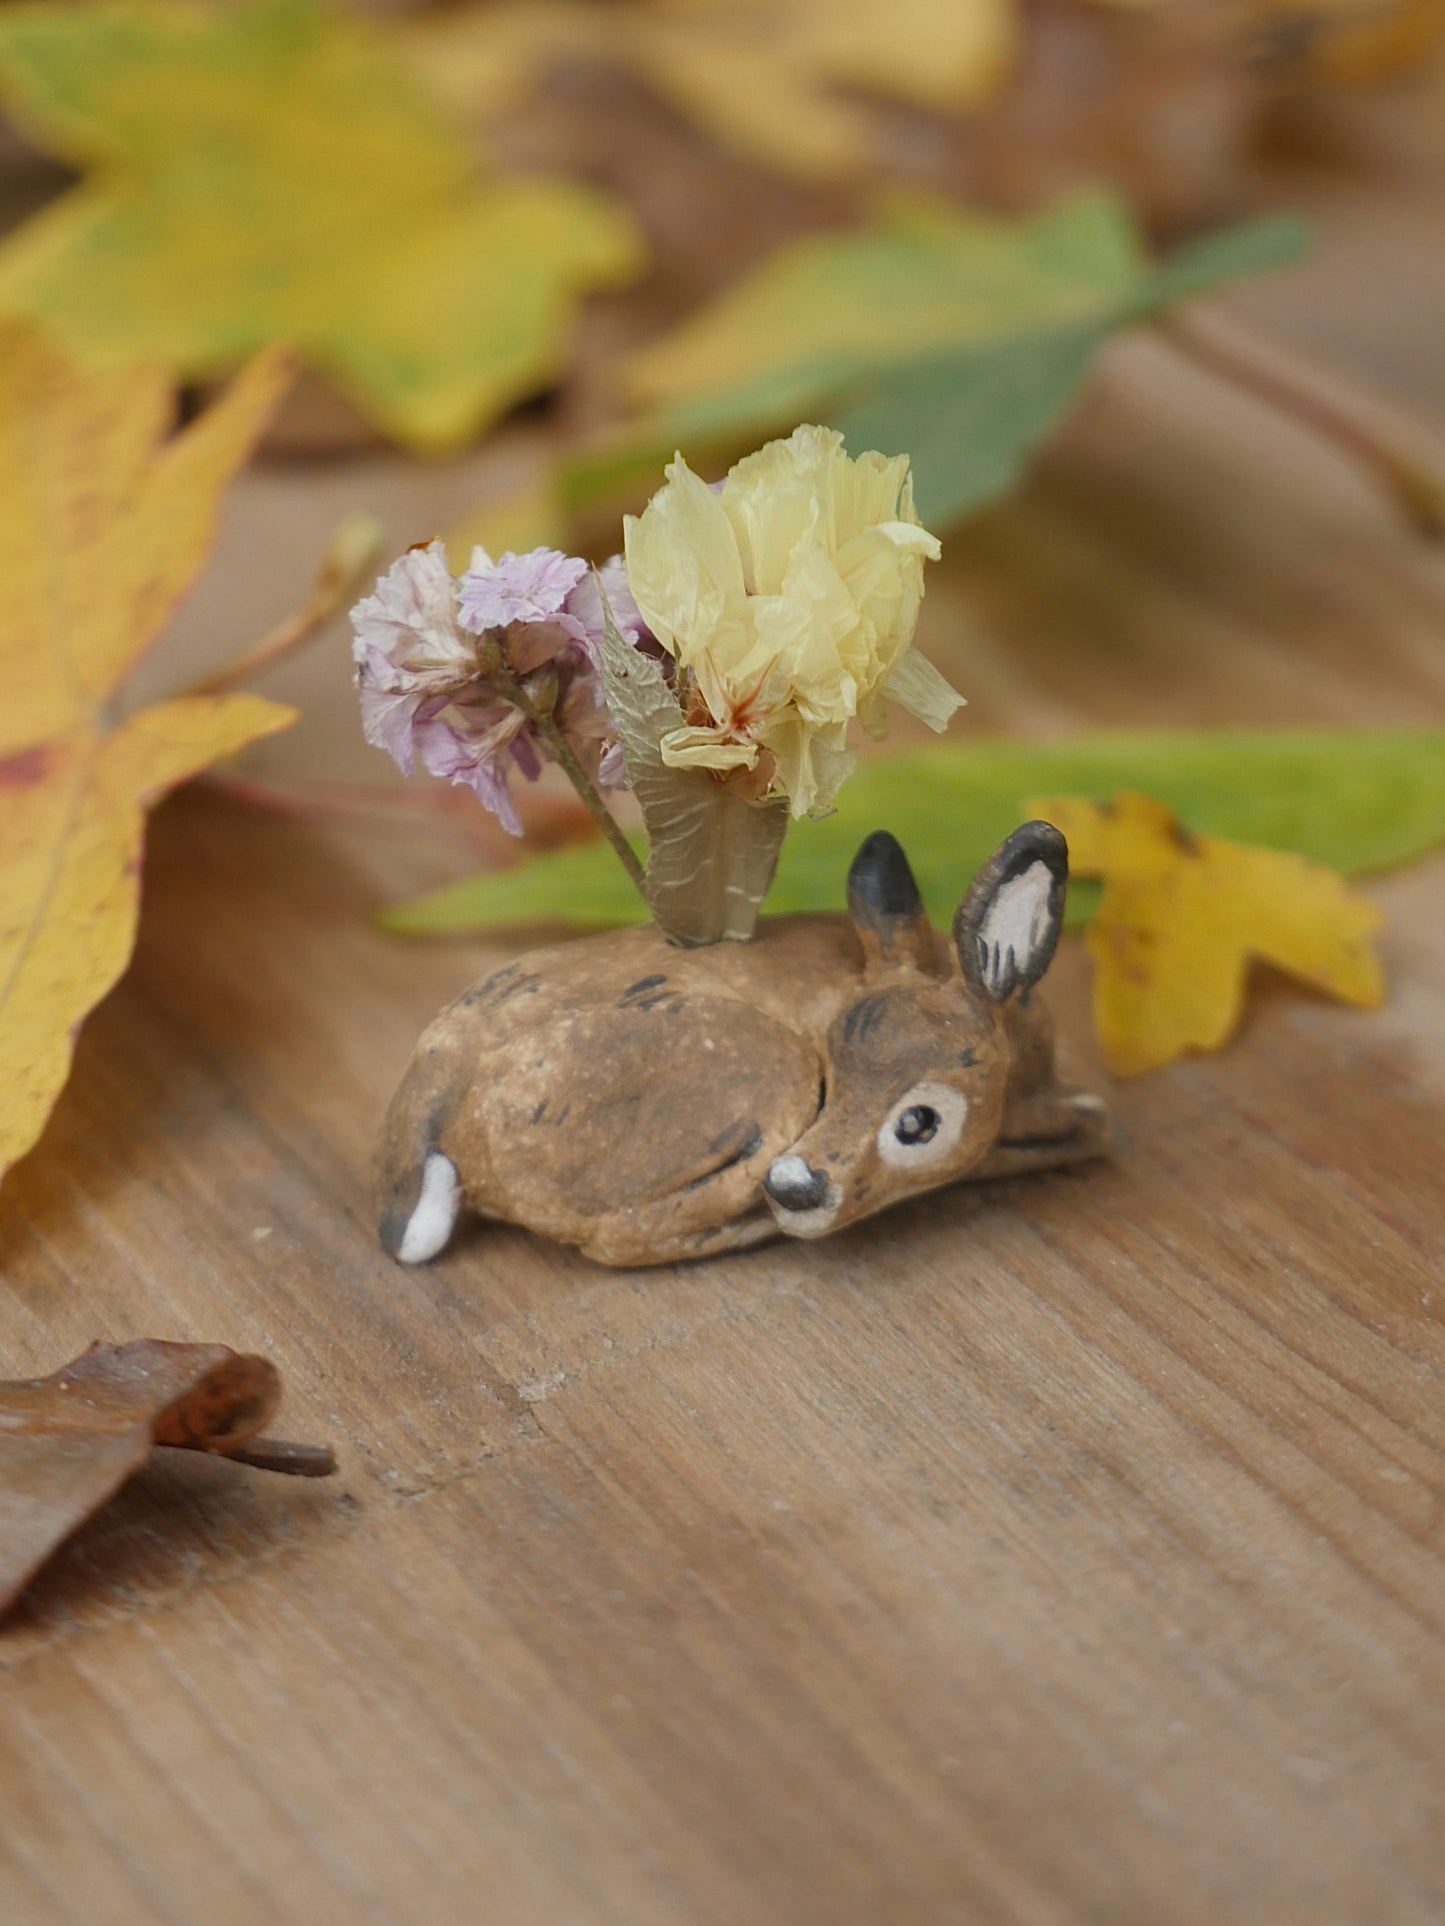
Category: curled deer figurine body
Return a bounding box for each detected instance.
[378,823,1109,1268]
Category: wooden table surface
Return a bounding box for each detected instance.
[2,75,1445,1926]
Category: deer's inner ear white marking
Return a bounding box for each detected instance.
[398,1151,460,1263]
[877,1083,969,1170]
[976,860,1054,997]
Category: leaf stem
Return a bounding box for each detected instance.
[185,512,384,698]
[1159,308,1445,540]
[210,1436,338,1476]
[481,637,650,901]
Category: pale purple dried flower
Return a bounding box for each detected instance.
[565,555,646,657]
[413,709,536,838]
[351,541,644,837]
[350,541,472,773]
[457,546,588,635]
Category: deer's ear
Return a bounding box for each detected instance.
[847,831,938,975]
[954,822,1068,1002]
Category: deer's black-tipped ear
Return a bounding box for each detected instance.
[847,831,937,974]
[954,822,1068,1002]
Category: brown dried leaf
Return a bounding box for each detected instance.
[0,1339,335,1618]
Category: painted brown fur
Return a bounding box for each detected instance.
[378,823,1109,1268]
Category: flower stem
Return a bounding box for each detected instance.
[530,704,650,896]
[481,638,649,901]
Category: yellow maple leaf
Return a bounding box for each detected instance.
[0,0,643,451]
[407,0,1017,181]
[1029,792,1386,1076]
[0,331,298,1182]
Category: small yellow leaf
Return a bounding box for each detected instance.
[629,12,882,178]
[0,328,296,1181]
[1029,792,1386,1076]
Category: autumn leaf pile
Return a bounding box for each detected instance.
[405,0,1445,182]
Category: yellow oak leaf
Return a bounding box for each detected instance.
[0,331,297,1182]
[407,0,1017,180]
[1029,792,1386,1076]
[0,0,644,451]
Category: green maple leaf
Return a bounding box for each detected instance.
[563,191,1307,529]
[0,0,645,451]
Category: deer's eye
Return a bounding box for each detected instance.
[895,1104,939,1145]
[877,1083,969,1170]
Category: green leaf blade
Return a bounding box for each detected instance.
[379,834,650,937]
[1129,215,1312,315]
[600,192,1312,534]
[383,730,1445,938]
[838,322,1108,530]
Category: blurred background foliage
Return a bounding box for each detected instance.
[0,0,1439,469]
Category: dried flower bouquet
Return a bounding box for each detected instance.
[355,425,961,942]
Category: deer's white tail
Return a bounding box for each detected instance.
[377,1049,467,1263]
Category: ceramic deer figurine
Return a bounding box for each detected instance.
[377,823,1109,1269]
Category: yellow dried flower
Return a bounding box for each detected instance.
[623,424,962,816]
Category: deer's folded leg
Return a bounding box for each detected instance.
[967,1086,1111,1182]
[580,1206,781,1270]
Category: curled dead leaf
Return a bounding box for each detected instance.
[0,1340,336,1620]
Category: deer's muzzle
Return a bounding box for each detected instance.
[763,1155,834,1219]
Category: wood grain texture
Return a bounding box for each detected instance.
[2,70,1445,1926]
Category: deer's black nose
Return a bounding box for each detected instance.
[764,1155,831,1213]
